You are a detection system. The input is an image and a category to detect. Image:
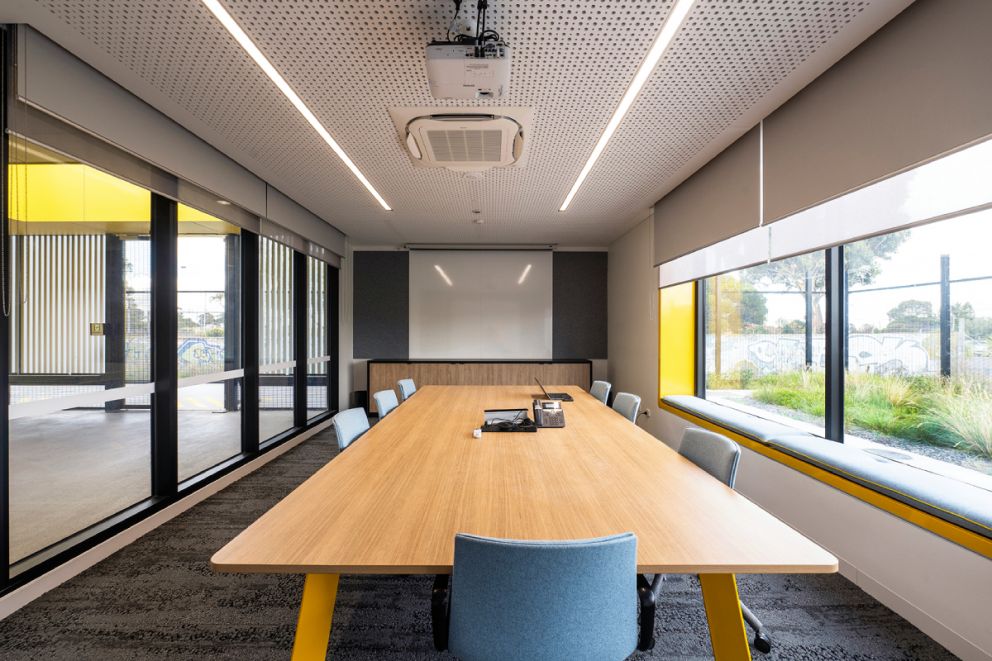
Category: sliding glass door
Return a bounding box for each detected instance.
[6,137,153,570]
[176,205,243,481]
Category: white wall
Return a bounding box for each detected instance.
[608,214,685,442]
[609,216,992,661]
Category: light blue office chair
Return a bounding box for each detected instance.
[397,378,417,401]
[639,428,771,654]
[331,407,370,451]
[372,389,399,418]
[612,392,641,423]
[432,532,642,660]
[590,380,612,405]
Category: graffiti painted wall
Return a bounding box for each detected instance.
[705,332,937,376]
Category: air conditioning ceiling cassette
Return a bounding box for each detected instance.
[389,107,532,172]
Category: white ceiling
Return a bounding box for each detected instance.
[10,1,911,247]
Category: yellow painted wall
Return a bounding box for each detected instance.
[8,163,150,223]
[658,281,696,399]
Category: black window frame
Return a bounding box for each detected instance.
[695,248,846,442]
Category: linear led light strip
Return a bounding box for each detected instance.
[201,0,392,211]
[559,0,696,212]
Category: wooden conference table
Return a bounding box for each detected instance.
[212,385,837,660]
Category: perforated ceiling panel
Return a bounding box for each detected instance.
[29,0,905,246]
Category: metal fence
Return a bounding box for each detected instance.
[707,271,992,382]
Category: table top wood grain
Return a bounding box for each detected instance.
[212,385,837,575]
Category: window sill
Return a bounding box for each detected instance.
[705,393,992,493]
[660,395,992,559]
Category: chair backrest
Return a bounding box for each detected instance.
[449,533,638,661]
[678,427,741,488]
[397,378,417,401]
[611,392,641,423]
[589,380,612,404]
[372,389,399,418]
[331,408,370,451]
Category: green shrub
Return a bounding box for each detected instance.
[923,381,992,458]
[713,368,992,459]
[752,369,826,417]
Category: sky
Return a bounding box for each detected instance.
[760,208,992,329]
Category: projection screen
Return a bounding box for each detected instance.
[409,250,552,359]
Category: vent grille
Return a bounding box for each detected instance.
[426,130,503,162]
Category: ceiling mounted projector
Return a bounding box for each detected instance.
[426,0,510,100]
[426,42,511,100]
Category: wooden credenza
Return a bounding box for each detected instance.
[366,360,592,413]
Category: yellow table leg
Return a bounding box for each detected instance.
[699,573,752,661]
[291,573,340,661]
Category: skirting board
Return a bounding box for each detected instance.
[0,419,330,621]
[849,565,991,661]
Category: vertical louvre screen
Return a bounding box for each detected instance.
[259,238,294,368]
[307,256,329,417]
[9,235,105,375]
[259,237,296,439]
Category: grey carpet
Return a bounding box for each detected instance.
[0,429,955,660]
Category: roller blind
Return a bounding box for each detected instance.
[652,126,760,266]
[763,0,992,223]
[15,26,345,256]
[308,242,342,268]
[265,186,346,258]
[17,27,267,216]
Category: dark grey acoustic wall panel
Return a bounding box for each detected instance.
[553,252,608,359]
[354,251,409,359]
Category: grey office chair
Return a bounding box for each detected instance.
[638,428,772,654]
[432,533,643,659]
[397,378,417,401]
[331,407,370,451]
[590,380,612,405]
[373,389,399,418]
[612,392,641,423]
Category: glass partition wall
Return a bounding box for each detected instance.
[177,205,242,481]
[2,135,338,585]
[6,138,153,567]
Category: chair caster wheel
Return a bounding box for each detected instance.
[754,632,772,654]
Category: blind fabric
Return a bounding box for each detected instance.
[17,27,267,216]
[259,219,306,254]
[652,126,759,267]
[762,0,992,224]
[308,242,342,268]
[659,133,992,288]
[654,0,992,281]
[266,186,346,258]
[15,26,345,258]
